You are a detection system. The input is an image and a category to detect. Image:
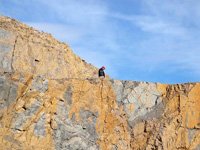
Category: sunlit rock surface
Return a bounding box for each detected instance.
[0,15,199,150]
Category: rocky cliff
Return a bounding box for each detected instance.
[0,15,199,150]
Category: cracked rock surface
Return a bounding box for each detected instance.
[109,79,200,149]
[0,15,200,150]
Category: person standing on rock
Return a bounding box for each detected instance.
[99,66,105,80]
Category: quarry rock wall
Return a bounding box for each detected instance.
[0,15,199,150]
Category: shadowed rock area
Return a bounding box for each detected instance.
[0,15,199,150]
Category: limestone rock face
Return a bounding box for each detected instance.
[110,79,200,150]
[0,15,99,79]
[0,15,199,150]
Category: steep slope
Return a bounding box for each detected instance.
[0,15,99,79]
[0,15,199,150]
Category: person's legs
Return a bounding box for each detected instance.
[99,76,104,99]
[100,76,104,81]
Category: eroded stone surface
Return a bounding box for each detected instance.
[13,98,41,130]
[110,79,200,150]
[0,75,18,111]
[0,41,12,54]
[0,15,199,150]
[0,29,11,39]
[30,75,49,93]
[34,114,46,138]
[0,14,101,79]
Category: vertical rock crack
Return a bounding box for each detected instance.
[11,36,18,72]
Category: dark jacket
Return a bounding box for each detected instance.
[98,68,105,77]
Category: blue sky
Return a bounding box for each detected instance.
[1,0,200,84]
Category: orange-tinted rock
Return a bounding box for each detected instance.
[0,15,199,150]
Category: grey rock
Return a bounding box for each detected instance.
[0,56,4,71]
[13,98,41,130]
[127,117,143,129]
[53,119,75,149]
[110,80,163,114]
[110,79,165,130]
[188,129,196,144]
[109,79,140,105]
[79,108,99,141]
[8,81,18,104]
[141,101,165,120]
[63,86,72,105]
[0,29,11,39]
[30,75,49,93]
[34,114,46,138]
[71,112,76,122]
[0,54,12,73]
[54,100,100,149]
[30,57,34,67]
[66,137,87,150]
[127,101,165,128]
[56,100,71,124]
[0,77,5,106]
[79,108,93,121]
[0,41,12,54]
[2,56,12,72]
[109,79,123,104]
[0,76,18,110]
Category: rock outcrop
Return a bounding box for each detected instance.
[0,15,199,150]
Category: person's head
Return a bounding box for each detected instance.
[102,66,105,70]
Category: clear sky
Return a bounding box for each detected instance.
[1,0,200,84]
